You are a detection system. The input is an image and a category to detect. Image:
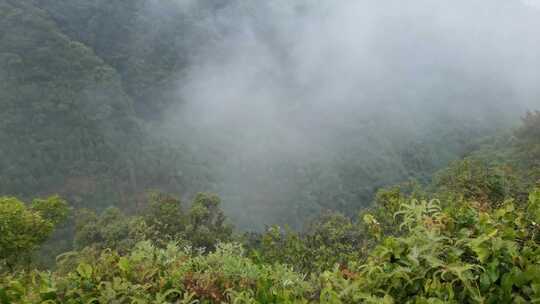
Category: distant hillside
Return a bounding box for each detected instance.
[0,0,538,229]
[0,0,141,206]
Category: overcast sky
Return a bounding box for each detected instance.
[523,0,540,8]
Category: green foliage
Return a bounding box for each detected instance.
[514,111,540,186]
[434,159,525,207]
[0,2,539,299]
[144,193,186,242]
[186,193,233,250]
[352,191,540,303]
[1,241,310,303]
[74,207,148,253]
[515,110,540,164]
[527,188,540,227]
[4,188,540,303]
[367,183,427,237]
[254,211,364,274]
[30,195,70,226]
[74,192,232,253]
[2,124,540,301]
[0,196,68,270]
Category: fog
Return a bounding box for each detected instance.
[148,0,540,229]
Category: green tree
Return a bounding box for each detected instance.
[74,207,147,253]
[144,192,186,245]
[30,195,70,225]
[434,159,522,207]
[255,211,364,274]
[74,192,233,252]
[515,110,540,163]
[0,196,68,270]
[515,111,540,185]
[186,193,233,250]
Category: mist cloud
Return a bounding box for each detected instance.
[153,0,540,228]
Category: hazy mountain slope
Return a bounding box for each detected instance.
[34,0,219,120]
[0,0,141,206]
[0,0,538,229]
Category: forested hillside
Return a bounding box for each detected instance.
[0,0,142,206]
[1,0,540,302]
[1,110,539,302]
[1,0,539,230]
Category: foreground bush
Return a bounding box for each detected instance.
[0,242,310,303]
[347,190,540,303]
[0,196,68,270]
[2,189,540,303]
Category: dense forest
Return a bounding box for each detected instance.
[1,0,540,303]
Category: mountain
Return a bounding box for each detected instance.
[0,0,538,229]
[0,0,141,207]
